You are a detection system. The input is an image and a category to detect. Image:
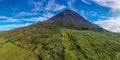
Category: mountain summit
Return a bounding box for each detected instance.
[50,10,90,24]
[36,10,104,32]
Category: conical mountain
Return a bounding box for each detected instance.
[35,10,104,32]
[0,10,120,60]
[50,10,92,24]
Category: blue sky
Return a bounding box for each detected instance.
[0,0,120,33]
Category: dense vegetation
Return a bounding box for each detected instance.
[0,38,39,60]
[0,28,120,60]
[0,10,120,60]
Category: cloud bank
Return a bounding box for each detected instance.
[89,0,120,33]
[94,17,120,33]
[92,0,120,10]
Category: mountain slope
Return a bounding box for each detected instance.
[0,38,39,60]
[0,29,120,60]
[0,10,120,60]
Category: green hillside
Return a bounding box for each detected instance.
[0,28,120,60]
[0,38,39,60]
[0,10,120,60]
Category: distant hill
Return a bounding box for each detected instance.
[0,10,120,60]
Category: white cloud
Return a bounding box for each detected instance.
[45,0,66,11]
[91,0,120,24]
[29,12,54,22]
[30,16,47,22]
[19,22,33,27]
[17,12,38,16]
[0,16,8,18]
[0,16,34,31]
[0,23,33,31]
[67,0,75,9]
[81,0,91,5]
[45,0,55,11]
[92,0,120,10]
[80,10,99,21]
[0,16,20,22]
[29,0,66,12]
[54,5,66,11]
[43,13,54,18]
[0,11,54,23]
[94,17,120,33]
[0,24,18,31]
[80,10,88,19]
[29,0,45,12]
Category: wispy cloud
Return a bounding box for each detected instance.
[92,0,120,10]
[0,12,54,23]
[43,12,54,18]
[45,0,66,11]
[28,0,45,12]
[0,16,8,18]
[80,10,100,22]
[29,12,54,22]
[0,10,54,23]
[17,12,38,17]
[67,0,75,9]
[0,22,33,31]
[0,24,19,31]
[81,0,91,5]
[29,0,66,12]
[94,17,120,33]
[19,22,33,27]
[45,0,55,11]
[0,16,20,22]
[53,5,66,11]
[80,10,88,19]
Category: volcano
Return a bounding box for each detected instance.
[0,10,120,60]
[34,10,104,32]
